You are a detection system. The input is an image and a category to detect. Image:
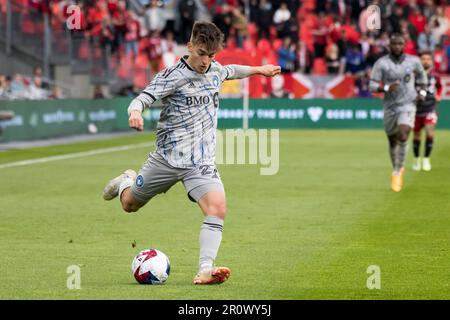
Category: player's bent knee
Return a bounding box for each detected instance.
[120,192,143,213]
[122,201,142,213]
[397,131,409,142]
[207,202,227,220]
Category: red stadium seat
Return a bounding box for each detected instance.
[272,39,283,52]
[78,42,89,60]
[243,38,256,52]
[313,58,327,75]
[21,18,34,34]
[133,68,149,89]
[265,52,278,65]
[257,38,271,55]
[247,22,257,38]
[135,53,149,69]
[117,58,131,79]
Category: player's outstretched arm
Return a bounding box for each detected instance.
[249,65,281,77]
[225,64,281,80]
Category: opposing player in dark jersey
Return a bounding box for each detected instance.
[369,34,428,192]
[101,21,281,285]
[412,50,442,172]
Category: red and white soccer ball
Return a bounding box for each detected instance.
[132,249,171,285]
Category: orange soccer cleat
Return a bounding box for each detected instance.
[391,167,405,192]
[193,267,231,285]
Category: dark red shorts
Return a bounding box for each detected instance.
[414,112,438,132]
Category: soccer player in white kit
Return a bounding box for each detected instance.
[102,21,281,284]
[369,34,427,192]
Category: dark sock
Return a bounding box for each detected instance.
[413,139,420,158]
[425,137,433,157]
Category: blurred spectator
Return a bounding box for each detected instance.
[118,84,140,97]
[213,4,233,42]
[325,43,341,75]
[257,0,273,39]
[99,16,115,54]
[231,7,248,48]
[365,35,388,67]
[422,0,436,21]
[271,74,288,98]
[344,44,365,75]
[336,29,349,59]
[10,74,28,100]
[297,40,313,74]
[403,32,417,55]
[146,30,163,75]
[93,85,105,99]
[355,69,373,98]
[349,0,365,22]
[433,44,447,74]
[389,6,406,34]
[48,86,64,100]
[125,13,141,59]
[145,0,166,33]
[178,0,197,43]
[273,2,291,25]
[408,6,427,34]
[312,13,329,58]
[277,37,296,73]
[399,19,418,43]
[161,31,177,68]
[194,0,212,22]
[111,0,128,54]
[0,75,12,100]
[28,77,48,100]
[33,66,43,80]
[162,0,177,35]
[417,25,438,52]
[247,0,260,24]
[446,43,450,73]
[359,34,371,59]
[286,16,299,42]
[86,1,110,39]
[273,3,291,38]
[429,6,450,44]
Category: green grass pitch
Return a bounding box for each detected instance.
[0,130,449,299]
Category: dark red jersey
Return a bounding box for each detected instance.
[416,71,442,116]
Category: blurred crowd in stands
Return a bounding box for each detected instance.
[0,67,65,100]
[1,0,450,100]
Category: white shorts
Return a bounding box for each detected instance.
[131,152,224,204]
[384,108,416,136]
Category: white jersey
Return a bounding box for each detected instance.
[370,54,428,111]
[141,56,241,168]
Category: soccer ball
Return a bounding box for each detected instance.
[131,249,171,285]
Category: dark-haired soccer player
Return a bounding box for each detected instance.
[102,21,281,284]
[412,50,442,171]
[370,34,428,192]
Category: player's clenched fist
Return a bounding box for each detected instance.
[129,111,144,131]
[257,65,281,77]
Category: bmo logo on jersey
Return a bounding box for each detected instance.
[186,92,219,108]
[186,96,210,105]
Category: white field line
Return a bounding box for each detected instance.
[0,142,153,170]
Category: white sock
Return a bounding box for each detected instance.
[198,216,224,273]
[119,177,134,199]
